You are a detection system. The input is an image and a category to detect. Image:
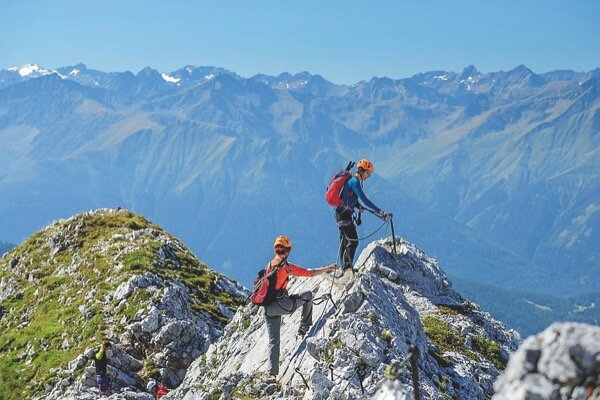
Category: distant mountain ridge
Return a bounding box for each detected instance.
[0,63,598,303]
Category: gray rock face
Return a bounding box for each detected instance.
[46,270,233,399]
[167,237,518,399]
[113,273,165,302]
[493,322,600,400]
[26,209,249,400]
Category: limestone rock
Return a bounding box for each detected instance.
[169,237,518,399]
[493,322,600,400]
[0,209,247,400]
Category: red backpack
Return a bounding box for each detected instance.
[250,261,288,306]
[325,161,355,207]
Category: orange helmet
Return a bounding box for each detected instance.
[357,159,374,172]
[273,235,292,249]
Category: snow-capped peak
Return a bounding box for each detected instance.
[161,73,181,84]
[13,64,52,77]
[69,69,80,77]
[5,64,66,79]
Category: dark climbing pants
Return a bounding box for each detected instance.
[96,374,110,393]
[264,291,313,376]
[336,209,358,269]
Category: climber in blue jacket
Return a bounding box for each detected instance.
[335,159,388,273]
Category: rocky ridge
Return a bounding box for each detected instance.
[168,237,519,400]
[493,322,600,400]
[0,209,247,399]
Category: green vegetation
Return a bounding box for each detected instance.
[323,338,345,365]
[231,381,258,400]
[230,375,279,400]
[422,314,506,371]
[0,210,245,399]
[437,302,477,316]
[422,315,467,354]
[122,244,161,272]
[379,329,393,345]
[472,336,506,370]
[142,357,161,379]
[209,390,223,400]
[114,289,152,321]
[241,317,252,330]
[437,305,461,316]
[198,354,207,367]
[438,374,449,391]
[421,315,476,366]
[367,312,379,324]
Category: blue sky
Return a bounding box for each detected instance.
[1,0,599,84]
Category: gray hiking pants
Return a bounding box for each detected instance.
[265,291,313,376]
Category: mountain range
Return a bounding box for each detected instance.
[0,62,598,308]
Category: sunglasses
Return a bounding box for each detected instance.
[275,247,290,255]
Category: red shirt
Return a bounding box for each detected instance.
[267,259,311,291]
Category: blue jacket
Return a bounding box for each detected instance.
[339,176,381,213]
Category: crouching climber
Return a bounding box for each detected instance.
[251,235,337,376]
[147,379,168,399]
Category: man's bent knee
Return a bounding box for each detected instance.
[301,291,313,302]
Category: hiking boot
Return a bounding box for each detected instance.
[342,264,356,275]
[297,326,309,337]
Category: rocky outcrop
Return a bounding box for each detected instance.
[0,209,247,399]
[493,322,600,400]
[168,237,518,399]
